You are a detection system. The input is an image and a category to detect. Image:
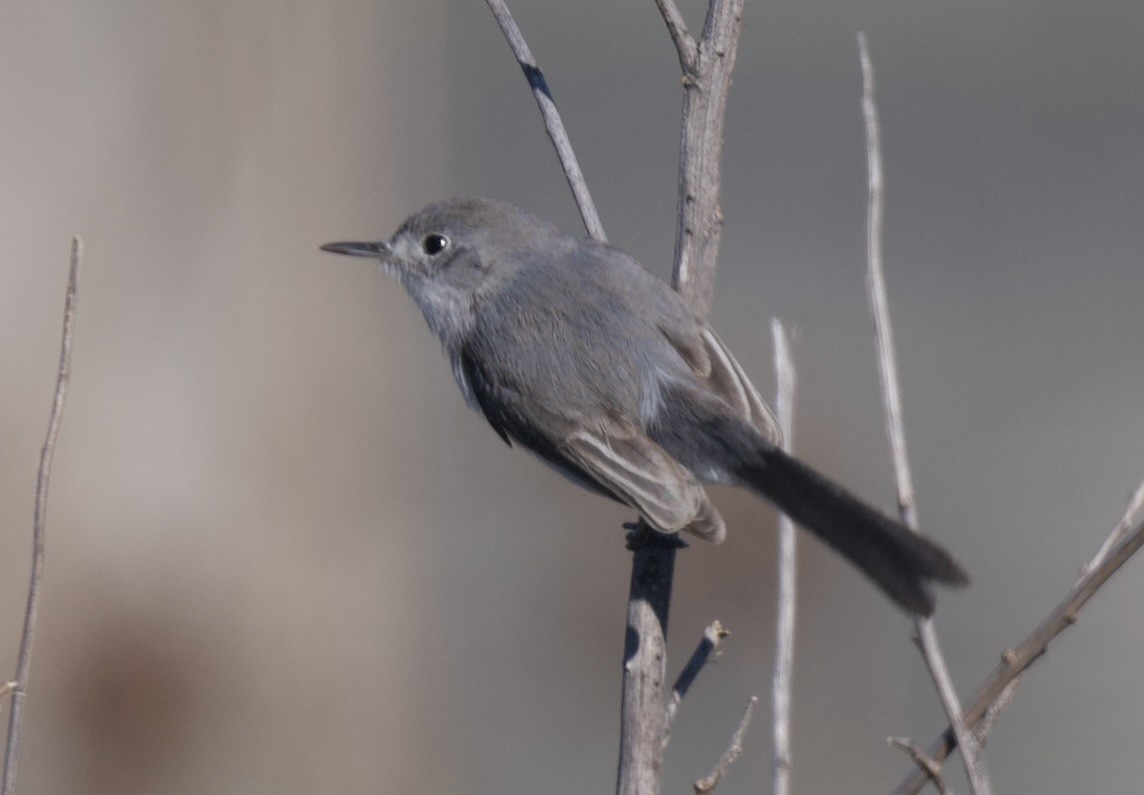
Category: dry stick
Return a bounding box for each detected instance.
[1082,480,1144,577]
[483,0,606,243]
[693,696,758,793]
[618,524,685,795]
[856,33,993,795]
[973,677,1020,745]
[656,0,747,315]
[770,320,797,795]
[892,500,1144,795]
[664,620,729,736]
[887,738,953,795]
[2,237,82,795]
[652,0,697,70]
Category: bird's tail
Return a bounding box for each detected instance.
[728,425,968,615]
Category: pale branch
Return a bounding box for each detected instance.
[664,620,729,735]
[3,236,82,795]
[887,737,953,795]
[658,0,747,315]
[857,32,992,795]
[942,482,1143,761]
[911,618,984,792]
[892,512,1144,795]
[693,696,758,793]
[1082,478,1144,578]
[617,524,685,795]
[483,0,606,242]
[858,32,916,528]
[651,0,697,71]
[974,677,1020,746]
[770,319,798,795]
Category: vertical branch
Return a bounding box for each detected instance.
[483,0,607,242]
[770,320,798,795]
[857,33,992,795]
[663,0,747,315]
[617,527,684,795]
[616,3,746,793]
[858,33,915,528]
[3,237,82,795]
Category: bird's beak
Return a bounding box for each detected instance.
[319,240,389,258]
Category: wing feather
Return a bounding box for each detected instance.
[659,321,781,444]
[562,420,725,542]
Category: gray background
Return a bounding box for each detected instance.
[2,1,1142,792]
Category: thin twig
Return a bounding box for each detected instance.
[887,737,953,795]
[857,32,992,795]
[892,513,1144,794]
[912,619,985,790]
[770,320,797,795]
[2,236,82,795]
[664,620,729,735]
[693,696,758,793]
[974,677,1020,746]
[652,0,697,70]
[858,32,915,528]
[483,0,606,242]
[1081,478,1144,578]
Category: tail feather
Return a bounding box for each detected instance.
[736,442,968,615]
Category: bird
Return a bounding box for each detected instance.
[322,197,968,614]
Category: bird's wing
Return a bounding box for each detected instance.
[658,322,781,444]
[560,418,725,542]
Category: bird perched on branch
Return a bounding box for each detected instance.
[323,198,967,614]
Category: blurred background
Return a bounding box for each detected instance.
[2,1,1142,792]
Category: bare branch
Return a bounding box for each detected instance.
[667,0,746,313]
[892,513,1144,795]
[3,236,82,795]
[617,2,748,792]
[1081,478,1144,578]
[770,319,797,795]
[693,696,758,793]
[887,737,953,795]
[652,0,697,70]
[974,677,1020,746]
[858,32,992,795]
[918,482,1140,770]
[617,523,685,795]
[858,32,916,528]
[665,620,729,734]
[912,618,986,791]
[483,0,607,242]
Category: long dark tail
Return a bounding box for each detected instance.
[732,430,968,615]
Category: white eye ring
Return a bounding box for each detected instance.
[422,233,450,256]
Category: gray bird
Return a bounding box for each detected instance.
[322,198,967,614]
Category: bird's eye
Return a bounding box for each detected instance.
[422,233,450,256]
